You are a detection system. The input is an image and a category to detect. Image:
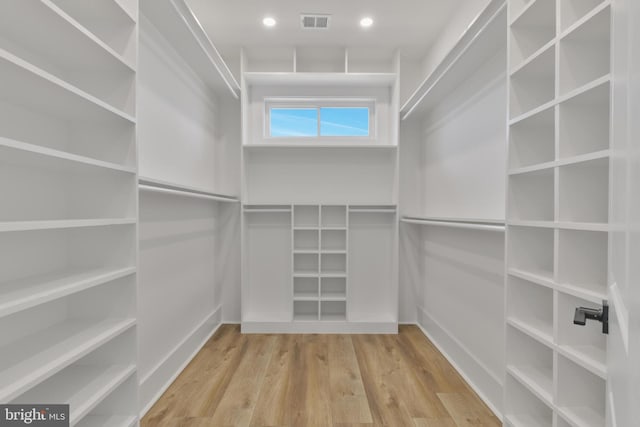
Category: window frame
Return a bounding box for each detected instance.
[264,97,376,140]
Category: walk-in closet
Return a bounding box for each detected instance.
[0,0,638,426]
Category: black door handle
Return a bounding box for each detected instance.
[573,300,608,334]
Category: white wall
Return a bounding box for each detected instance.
[138,17,240,196]
[137,17,241,413]
[399,13,507,416]
[415,226,504,414]
[419,49,506,220]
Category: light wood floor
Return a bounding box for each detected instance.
[142,325,501,427]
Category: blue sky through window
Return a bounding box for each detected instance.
[269,106,370,137]
[270,108,317,137]
[320,107,369,137]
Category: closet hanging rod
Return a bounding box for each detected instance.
[400,217,505,232]
[138,184,239,203]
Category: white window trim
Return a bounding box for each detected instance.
[264,97,377,140]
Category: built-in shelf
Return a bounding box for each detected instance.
[558,345,607,379]
[505,376,553,427]
[507,0,611,423]
[140,0,239,98]
[49,0,137,63]
[1,1,140,420]
[0,218,137,233]
[12,364,136,425]
[509,0,556,68]
[508,268,555,289]
[0,48,135,124]
[509,150,610,175]
[0,318,135,402]
[0,137,137,175]
[507,366,553,407]
[0,267,136,319]
[244,72,396,87]
[401,0,506,119]
[559,5,611,95]
[507,318,554,348]
[557,355,606,427]
[243,144,397,149]
[0,0,135,72]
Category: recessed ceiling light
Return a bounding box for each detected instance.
[263,16,277,27]
[360,17,373,28]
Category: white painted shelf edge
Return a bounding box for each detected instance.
[0,318,136,402]
[13,364,136,425]
[558,0,612,41]
[0,218,137,233]
[0,48,135,123]
[243,72,397,87]
[0,137,136,174]
[40,0,136,71]
[0,266,137,319]
[400,0,506,119]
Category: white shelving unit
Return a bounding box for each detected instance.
[242,204,397,332]
[505,1,611,425]
[0,0,139,423]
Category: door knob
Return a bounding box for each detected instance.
[573,300,608,334]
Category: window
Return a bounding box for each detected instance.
[266,100,373,138]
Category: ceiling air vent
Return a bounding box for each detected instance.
[301,14,331,29]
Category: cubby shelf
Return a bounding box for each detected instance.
[507,317,554,348]
[505,414,551,427]
[507,366,553,407]
[0,318,135,402]
[561,0,610,33]
[0,267,136,319]
[12,364,136,425]
[558,345,607,379]
[558,407,605,427]
[508,150,610,176]
[507,0,611,424]
[508,268,555,289]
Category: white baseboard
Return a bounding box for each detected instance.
[139,305,223,417]
[241,320,397,334]
[415,306,503,420]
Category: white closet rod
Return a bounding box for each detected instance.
[138,184,239,203]
[400,217,505,232]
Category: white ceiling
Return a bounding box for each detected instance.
[186,0,470,63]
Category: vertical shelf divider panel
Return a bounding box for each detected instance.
[506,0,611,425]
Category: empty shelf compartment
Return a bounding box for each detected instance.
[321,300,346,321]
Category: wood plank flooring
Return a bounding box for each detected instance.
[142,325,501,427]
